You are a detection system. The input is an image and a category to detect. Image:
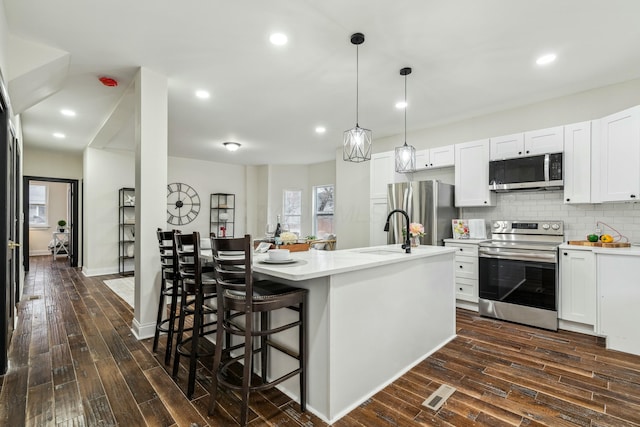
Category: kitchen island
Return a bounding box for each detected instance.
[253,244,456,424]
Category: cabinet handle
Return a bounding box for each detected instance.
[459,265,463,269]
[459,287,463,291]
[526,150,530,154]
[631,194,637,199]
[483,201,487,204]
[566,198,570,202]
[459,248,463,251]
[518,151,522,155]
[563,252,567,256]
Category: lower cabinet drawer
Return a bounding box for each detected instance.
[455,257,478,280]
[455,278,478,302]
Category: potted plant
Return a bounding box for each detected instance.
[57,220,67,232]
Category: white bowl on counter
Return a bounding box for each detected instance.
[268,249,290,260]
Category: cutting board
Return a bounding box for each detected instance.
[567,240,631,248]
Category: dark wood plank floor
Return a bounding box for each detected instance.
[1,256,640,426]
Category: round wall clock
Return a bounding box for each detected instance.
[167,182,200,225]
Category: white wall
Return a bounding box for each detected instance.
[23,147,83,179]
[0,3,7,76]
[28,180,68,255]
[83,147,134,276]
[168,156,246,238]
[336,78,640,249]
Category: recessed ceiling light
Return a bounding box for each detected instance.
[269,33,288,46]
[315,126,326,134]
[60,109,76,117]
[223,142,241,152]
[53,132,65,139]
[395,101,407,109]
[536,53,557,66]
[195,90,210,99]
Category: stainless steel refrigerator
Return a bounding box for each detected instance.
[387,180,457,245]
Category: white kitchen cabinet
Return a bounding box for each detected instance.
[454,139,495,207]
[559,249,596,327]
[370,151,395,199]
[598,253,640,356]
[415,145,455,169]
[489,126,563,160]
[369,198,389,246]
[489,133,524,160]
[445,240,480,308]
[563,121,592,204]
[591,105,640,202]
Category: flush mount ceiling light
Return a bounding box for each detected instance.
[60,109,76,117]
[53,132,66,139]
[315,126,326,134]
[343,32,372,163]
[195,90,210,99]
[223,142,241,152]
[269,33,288,46]
[536,53,557,66]
[395,67,416,173]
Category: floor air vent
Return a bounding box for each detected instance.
[423,384,456,411]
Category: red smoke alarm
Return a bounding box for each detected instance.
[99,76,118,87]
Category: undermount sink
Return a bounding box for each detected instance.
[354,248,407,255]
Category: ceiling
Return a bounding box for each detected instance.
[4,0,640,165]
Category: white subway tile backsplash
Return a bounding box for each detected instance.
[461,191,640,242]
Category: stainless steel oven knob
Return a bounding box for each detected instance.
[493,222,501,229]
[551,223,560,230]
[542,223,550,230]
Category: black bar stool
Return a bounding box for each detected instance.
[208,234,307,426]
[153,229,181,365]
[172,232,218,398]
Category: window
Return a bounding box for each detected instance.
[283,189,302,235]
[313,185,334,237]
[29,184,48,226]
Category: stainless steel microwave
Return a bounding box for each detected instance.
[489,153,563,191]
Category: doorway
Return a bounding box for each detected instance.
[0,84,19,375]
[22,177,80,271]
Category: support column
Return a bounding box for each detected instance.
[131,67,168,339]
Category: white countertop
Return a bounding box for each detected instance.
[444,238,489,244]
[559,242,640,256]
[252,244,455,281]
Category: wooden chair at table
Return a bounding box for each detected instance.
[208,234,308,426]
[172,231,218,398]
[153,228,181,365]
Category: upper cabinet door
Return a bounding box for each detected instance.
[428,145,455,168]
[489,133,524,160]
[370,152,395,199]
[563,122,591,204]
[524,126,564,155]
[593,106,640,202]
[455,139,496,207]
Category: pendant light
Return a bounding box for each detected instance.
[343,32,372,163]
[395,67,416,173]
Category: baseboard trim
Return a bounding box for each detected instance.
[82,267,119,277]
[131,318,156,340]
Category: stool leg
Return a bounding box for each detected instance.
[152,275,167,353]
[208,292,224,416]
[261,311,268,383]
[186,289,204,399]
[240,310,253,427]
[164,278,179,365]
[172,286,188,379]
[300,300,307,412]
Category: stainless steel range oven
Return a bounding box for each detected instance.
[478,220,564,331]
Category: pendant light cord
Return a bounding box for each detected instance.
[355,44,359,127]
[404,72,407,144]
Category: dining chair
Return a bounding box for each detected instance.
[208,234,307,426]
[172,231,218,398]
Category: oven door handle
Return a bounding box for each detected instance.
[479,250,557,263]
